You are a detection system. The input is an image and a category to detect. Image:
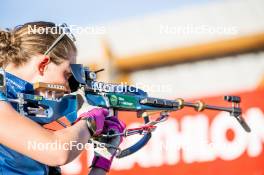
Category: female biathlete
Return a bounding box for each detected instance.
[0,21,125,175]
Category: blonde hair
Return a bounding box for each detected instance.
[0,21,77,68]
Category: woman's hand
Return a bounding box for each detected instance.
[90,116,126,173]
[77,108,109,137]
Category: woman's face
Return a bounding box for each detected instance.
[38,59,73,92]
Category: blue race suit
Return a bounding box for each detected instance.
[0,72,60,175]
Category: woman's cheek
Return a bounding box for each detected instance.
[57,74,68,85]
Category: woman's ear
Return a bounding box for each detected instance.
[38,56,50,76]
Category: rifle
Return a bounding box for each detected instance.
[0,65,251,158]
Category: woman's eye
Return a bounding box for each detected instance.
[64,72,72,79]
[67,74,72,79]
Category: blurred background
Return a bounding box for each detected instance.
[1,0,264,174]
